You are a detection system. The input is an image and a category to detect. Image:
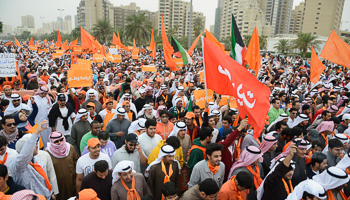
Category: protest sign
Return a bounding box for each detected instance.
[109,48,118,55]
[74,47,82,54]
[113,55,122,63]
[174,58,183,68]
[71,64,91,71]
[93,54,104,63]
[56,50,64,54]
[0,53,16,77]
[194,89,214,108]
[142,65,157,72]
[132,50,139,59]
[29,46,38,51]
[199,71,205,83]
[219,95,238,108]
[67,69,93,88]
[76,59,92,65]
[52,53,62,59]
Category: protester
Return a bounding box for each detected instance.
[181,178,219,200]
[70,108,92,155]
[106,107,131,149]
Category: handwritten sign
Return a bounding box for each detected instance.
[67,69,93,88]
[142,65,157,72]
[0,53,16,77]
[194,89,214,108]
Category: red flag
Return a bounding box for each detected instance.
[188,33,202,56]
[14,37,21,47]
[56,30,62,48]
[29,37,34,46]
[310,47,325,84]
[203,36,270,138]
[320,30,350,68]
[161,13,179,71]
[112,32,119,46]
[150,29,156,59]
[244,27,261,76]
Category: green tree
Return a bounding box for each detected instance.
[223,37,231,51]
[70,27,80,41]
[344,38,350,45]
[48,30,58,41]
[125,12,152,46]
[193,17,204,37]
[92,19,113,44]
[167,24,180,42]
[293,33,321,58]
[19,31,31,40]
[259,35,268,50]
[0,21,3,34]
[274,39,290,54]
[244,35,251,46]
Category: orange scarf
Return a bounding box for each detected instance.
[194,117,203,127]
[162,95,168,104]
[127,111,133,122]
[120,176,141,200]
[207,161,219,175]
[327,190,347,200]
[0,153,7,165]
[346,168,350,175]
[246,165,262,189]
[231,176,242,200]
[161,160,173,183]
[282,178,293,195]
[320,133,329,147]
[29,162,52,191]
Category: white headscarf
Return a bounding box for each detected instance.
[312,167,350,190]
[168,121,187,138]
[322,133,349,153]
[112,160,136,184]
[285,179,326,200]
[290,114,309,128]
[110,107,127,122]
[137,104,153,117]
[74,108,92,124]
[128,118,146,134]
[117,93,138,116]
[4,94,31,115]
[267,113,288,132]
[85,89,99,101]
[145,145,179,177]
[47,77,59,88]
[337,105,350,117]
[336,152,350,171]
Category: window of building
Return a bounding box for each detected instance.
[317,8,320,10]
[314,27,317,29]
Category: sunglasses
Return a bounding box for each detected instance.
[124,105,130,108]
[6,123,16,127]
[161,115,169,118]
[54,138,64,144]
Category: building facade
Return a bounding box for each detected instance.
[21,15,35,28]
[302,0,344,36]
[263,0,293,35]
[77,0,114,32]
[289,2,305,34]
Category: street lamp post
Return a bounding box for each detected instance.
[188,0,193,50]
[58,9,64,31]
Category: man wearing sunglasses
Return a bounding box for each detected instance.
[0,115,26,150]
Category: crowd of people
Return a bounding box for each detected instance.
[0,39,349,200]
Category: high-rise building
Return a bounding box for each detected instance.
[64,16,73,33]
[21,15,35,28]
[77,0,114,32]
[113,3,158,30]
[302,0,344,36]
[263,0,293,35]
[289,2,305,34]
[214,0,272,40]
[158,0,206,38]
[74,15,78,28]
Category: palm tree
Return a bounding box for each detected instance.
[167,24,180,41]
[244,35,251,46]
[125,12,153,47]
[92,19,113,44]
[48,30,58,41]
[259,35,268,50]
[0,21,3,34]
[70,27,80,41]
[293,33,321,58]
[274,39,290,54]
[193,17,204,37]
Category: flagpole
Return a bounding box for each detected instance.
[201,36,208,99]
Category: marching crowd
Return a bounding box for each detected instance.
[0,39,349,200]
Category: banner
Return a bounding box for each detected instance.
[113,55,122,63]
[67,69,93,88]
[109,48,119,55]
[0,53,16,77]
[194,89,214,108]
[52,53,62,59]
[56,50,64,54]
[93,54,104,63]
[29,46,38,51]
[71,64,91,71]
[142,65,157,72]
[77,59,92,65]
[219,95,238,108]
[132,50,139,59]
[174,58,183,68]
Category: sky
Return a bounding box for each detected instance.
[0,0,349,32]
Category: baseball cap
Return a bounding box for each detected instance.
[87,102,95,108]
[77,189,100,200]
[87,138,100,148]
[185,112,195,119]
[57,94,66,101]
[126,133,139,144]
[308,129,319,142]
[78,90,86,96]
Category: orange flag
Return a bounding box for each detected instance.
[117,31,128,51]
[5,41,14,47]
[14,37,22,47]
[70,37,78,46]
[244,26,261,76]
[80,27,97,51]
[150,29,156,59]
[320,30,350,68]
[188,33,202,56]
[133,38,136,49]
[15,62,23,88]
[161,14,179,71]
[205,29,224,52]
[310,47,325,84]
[43,39,47,44]
[29,37,34,46]
[112,32,119,46]
[56,30,62,48]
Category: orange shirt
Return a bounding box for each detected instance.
[156,121,174,140]
[40,75,50,84]
[217,177,248,200]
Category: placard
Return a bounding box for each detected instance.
[0,53,16,77]
[77,59,92,65]
[132,51,139,59]
[29,46,38,51]
[109,48,118,55]
[52,53,62,59]
[74,47,82,54]
[67,69,93,88]
[56,50,64,54]
[142,65,157,72]
[93,54,104,63]
[219,95,238,108]
[174,58,183,68]
[113,55,122,63]
[71,64,91,71]
[193,89,214,108]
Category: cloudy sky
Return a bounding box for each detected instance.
[1,0,349,31]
